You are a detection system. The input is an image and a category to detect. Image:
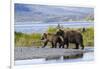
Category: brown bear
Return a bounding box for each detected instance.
[56,29,84,49]
[41,33,64,48]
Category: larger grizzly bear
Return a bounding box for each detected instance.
[56,29,84,49]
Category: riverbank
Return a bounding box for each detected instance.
[14,47,94,60]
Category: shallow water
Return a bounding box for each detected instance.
[15,47,94,65]
[14,22,94,33]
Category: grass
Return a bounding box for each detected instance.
[15,27,94,47]
[82,27,94,46]
[15,32,42,47]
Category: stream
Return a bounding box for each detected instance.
[15,47,94,65]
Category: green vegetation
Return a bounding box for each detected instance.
[47,26,57,33]
[82,27,94,46]
[15,32,42,47]
[15,27,94,47]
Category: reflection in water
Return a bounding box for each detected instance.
[15,52,94,65]
[45,54,83,61]
[15,47,94,65]
[46,56,60,61]
[63,54,83,59]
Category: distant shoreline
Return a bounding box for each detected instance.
[15,21,94,24]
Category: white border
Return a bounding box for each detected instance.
[13,0,95,8]
[11,0,96,69]
[11,0,14,69]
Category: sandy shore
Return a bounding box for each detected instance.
[14,47,86,60]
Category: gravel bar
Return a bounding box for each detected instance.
[14,47,85,60]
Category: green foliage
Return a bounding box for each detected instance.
[47,26,57,33]
[82,27,94,46]
[15,32,42,47]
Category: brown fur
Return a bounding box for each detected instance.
[56,29,84,49]
[41,33,64,48]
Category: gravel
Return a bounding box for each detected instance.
[14,47,85,60]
